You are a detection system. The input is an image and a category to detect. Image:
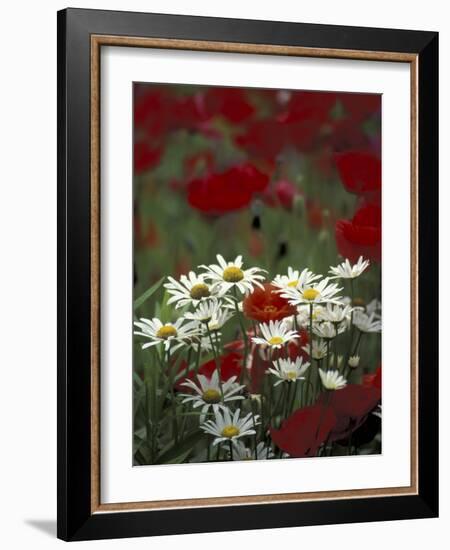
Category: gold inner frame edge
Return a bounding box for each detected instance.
[90,35,419,514]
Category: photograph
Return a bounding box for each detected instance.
[132,82,383,465]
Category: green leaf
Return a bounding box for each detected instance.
[155,429,203,465]
[134,277,165,311]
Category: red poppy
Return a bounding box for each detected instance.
[274,180,298,210]
[284,329,309,361]
[270,405,337,458]
[134,89,170,139]
[243,283,297,323]
[306,199,324,230]
[235,119,287,161]
[204,87,255,123]
[134,141,162,173]
[363,366,382,390]
[248,232,264,258]
[278,91,338,125]
[338,93,381,122]
[175,351,242,391]
[247,347,270,395]
[334,151,381,196]
[316,384,381,442]
[187,163,269,214]
[335,202,382,263]
[170,93,209,130]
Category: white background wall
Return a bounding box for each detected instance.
[0,1,446,547]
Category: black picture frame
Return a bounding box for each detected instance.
[57,7,438,541]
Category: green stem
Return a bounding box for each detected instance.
[167,347,179,445]
[206,325,224,400]
[333,325,339,370]
[229,440,234,461]
[194,341,202,376]
[306,303,314,404]
[232,287,249,379]
[326,340,331,371]
[184,348,192,380]
[144,363,152,461]
[284,382,292,419]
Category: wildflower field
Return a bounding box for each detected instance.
[133,83,382,465]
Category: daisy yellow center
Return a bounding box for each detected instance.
[156,325,177,339]
[221,425,240,438]
[303,288,320,301]
[222,266,244,283]
[189,283,211,300]
[202,388,221,404]
[268,336,284,346]
[287,280,298,288]
[286,371,297,380]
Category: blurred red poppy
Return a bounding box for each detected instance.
[134,89,170,139]
[306,199,324,230]
[363,366,382,390]
[248,232,264,258]
[270,404,337,457]
[273,180,298,210]
[334,151,381,196]
[175,351,243,391]
[204,87,255,123]
[316,384,381,441]
[187,163,269,214]
[338,93,381,122]
[335,202,382,262]
[283,329,309,361]
[133,141,162,173]
[243,283,296,323]
[235,119,286,160]
[278,91,338,125]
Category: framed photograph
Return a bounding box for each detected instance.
[57,8,439,541]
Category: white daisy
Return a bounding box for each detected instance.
[319,369,347,390]
[292,304,327,327]
[272,267,320,291]
[313,321,346,340]
[353,310,382,333]
[302,339,328,360]
[373,404,382,419]
[231,441,274,460]
[206,307,234,332]
[348,355,360,368]
[252,320,298,349]
[201,408,260,446]
[164,271,216,309]
[180,370,245,421]
[321,303,353,325]
[329,354,344,368]
[329,256,370,279]
[366,298,382,319]
[134,317,200,351]
[267,357,310,386]
[184,299,222,324]
[200,254,266,297]
[191,335,216,352]
[279,277,343,307]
